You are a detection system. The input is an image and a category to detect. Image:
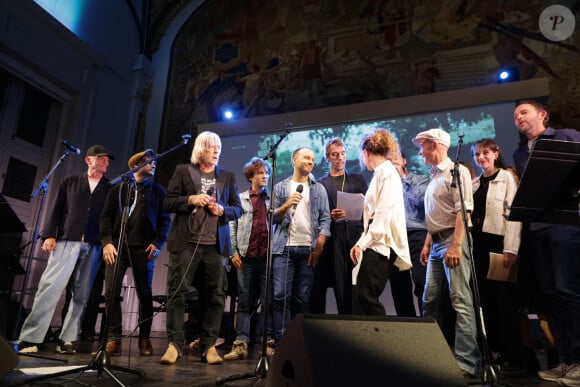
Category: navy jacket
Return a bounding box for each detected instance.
[99,179,171,249]
[163,164,242,256]
[513,127,580,177]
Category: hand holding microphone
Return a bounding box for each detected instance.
[291,184,304,211]
[192,187,215,214]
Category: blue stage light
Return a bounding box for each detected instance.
[497,67,520,83]
[223,109,234,120]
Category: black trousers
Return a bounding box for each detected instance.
[352,249,395,316]
[310,221,362,315]
[104,245,154,339]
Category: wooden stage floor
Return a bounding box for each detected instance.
[2,334,556,386]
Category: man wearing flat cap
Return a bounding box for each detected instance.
[412,129,481,378]
[99,149,171,357]
[18,145,114,355]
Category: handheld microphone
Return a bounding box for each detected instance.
[292,184,304,210]
[62,140,81,154]
[192,186,215,214]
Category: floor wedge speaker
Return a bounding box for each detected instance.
[0,335,18,379]
[267,314,466,387]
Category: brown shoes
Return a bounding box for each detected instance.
[91,339,122,357]
[160,342,180,365]
[106,339,122,356]
[139,337,153,356]
[201,346,223,365]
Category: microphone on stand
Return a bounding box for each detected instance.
[192,186,215,214]
[181,133,192,144]
[451,133,465,188]
[292,184,304,210]
[62,140,81,154]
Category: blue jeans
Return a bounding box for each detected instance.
[272,246,314,341]
[235,256,272,343]
[165,244,225,355]
[422,235,480,375]
[19,241,102,343]
[529,224,580,364]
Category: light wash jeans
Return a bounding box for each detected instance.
[19,241,102,343]
[422,235,481,375]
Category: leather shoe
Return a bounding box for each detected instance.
[92,339,122,357]
[139,337,153,356]
[105,339,122,356]
[201,346,223,365]
[160,343,180,365]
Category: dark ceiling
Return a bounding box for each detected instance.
[130,0,200,57]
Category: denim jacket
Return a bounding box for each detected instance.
[271,175,331,254]
[229,189,270,257]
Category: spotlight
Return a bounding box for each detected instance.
[223,109,234,120]
[497,67,520,83]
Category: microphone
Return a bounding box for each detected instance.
[62,140,81,154]
[192,186,215,214]
[181,133,192,144]
[292,184,304,210]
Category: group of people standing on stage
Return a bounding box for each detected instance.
[13,101,579,385]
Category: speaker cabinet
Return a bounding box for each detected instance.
[0,335,18,379]
[267,314,466,387]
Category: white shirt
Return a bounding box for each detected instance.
[288,180,313,246]
[424,157,473,234]
[353,160,411,284]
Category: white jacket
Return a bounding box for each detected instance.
[472,169,522,255]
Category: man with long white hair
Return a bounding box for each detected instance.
[160,131,242,365]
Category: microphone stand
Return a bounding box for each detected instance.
[216,124,291,386]
[12,148,77,363]
[18,135,192,386]
[451,134,498,385]
[109,134,193,186]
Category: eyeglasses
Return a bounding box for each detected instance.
[329,151,346,159]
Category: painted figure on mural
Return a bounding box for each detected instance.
[300,39,322,98]
[236,64,264,118]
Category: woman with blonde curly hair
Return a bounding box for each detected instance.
[350,129,412,315]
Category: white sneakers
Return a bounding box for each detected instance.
[538,363,580,386]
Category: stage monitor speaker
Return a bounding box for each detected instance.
[267,314,466,387]
[0,335,18,379]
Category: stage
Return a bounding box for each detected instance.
[2,334,554,387]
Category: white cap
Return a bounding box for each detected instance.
[411,128,451,148]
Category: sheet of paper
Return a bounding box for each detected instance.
[336,191,364,221]
[18,365,94,375]
[487,252,519,282]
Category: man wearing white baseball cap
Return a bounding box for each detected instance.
[411,128,451,148]
[412,128,481,379]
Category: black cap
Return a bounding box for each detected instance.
[86,145,115,160]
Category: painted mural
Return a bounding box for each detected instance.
[162,0,580,143]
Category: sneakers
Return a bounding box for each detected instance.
[558,364,580,387]
[223,340,248,361]
[17,340,38,353]
[55,341,76,354]
[539,363,568,382]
